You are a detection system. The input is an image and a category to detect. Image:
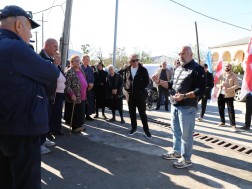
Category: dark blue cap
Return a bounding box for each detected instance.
[0,5,40,29]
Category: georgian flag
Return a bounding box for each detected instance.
[240,49,252,100]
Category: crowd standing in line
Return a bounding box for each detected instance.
[153,61,173,111]
[64,55,88,133]
[39,38,59,154]
[153,46,206,168]
[216,63,239,132]
[123,54,152,138]
[81,55,95,121]
[0,5,59,188]
[93,62,108,119]
[197,63,214,122]
[106,64,125,123]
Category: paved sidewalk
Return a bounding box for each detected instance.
[41,100,252,189]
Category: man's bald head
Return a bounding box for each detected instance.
[43,38,58,58]
[179,46,193,65]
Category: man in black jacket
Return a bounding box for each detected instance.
[154,46,205,168]
[197,64,214,121]
[124,54,152,138]
[39,38,59,154]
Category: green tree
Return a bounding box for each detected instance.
[232,63,244,75]
[191,44,208,65]
[139,51,152,63]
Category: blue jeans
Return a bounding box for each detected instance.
[171,104,197,161]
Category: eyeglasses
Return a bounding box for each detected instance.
[131,59,139,63]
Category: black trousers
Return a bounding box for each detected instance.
[245,93,252,128]
[0,135,41,189]
[126,93,149,132]
[51,93,65,133]
[157,86,169,110]
[218,94,236,126]
[200,96,208,118]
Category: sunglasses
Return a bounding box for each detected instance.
[131,59,139,63]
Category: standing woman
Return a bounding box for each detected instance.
[93,62,108,119]
[51,52,66,135]
[106,65,125,123]
[64,55,88,132]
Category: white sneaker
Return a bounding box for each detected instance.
[41,145,51,154]
[197,117,203,122]
[231,125,238,132]
[44,139,55,147]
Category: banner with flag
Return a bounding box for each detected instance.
[240,38,252,99]
[205,50,213,73]
[211,58,223,103]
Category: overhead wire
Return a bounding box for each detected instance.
[33,2,66,15]
[170,0,251,31]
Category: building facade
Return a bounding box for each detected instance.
[209,37,249,70]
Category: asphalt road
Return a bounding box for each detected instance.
[41,100,252,189]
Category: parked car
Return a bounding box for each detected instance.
[234,76,246,102]
[143,63,173,103]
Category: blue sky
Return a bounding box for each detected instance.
[1,0,252,58]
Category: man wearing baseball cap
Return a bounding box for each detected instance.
[0,5,59,189]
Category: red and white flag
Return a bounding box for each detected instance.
[247,37,252,54]
[240,46,252,99]
[211,58,223,103]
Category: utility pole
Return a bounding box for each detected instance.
[34,31,38,52]
[60,0,73,70]
[37,13,47,49]
[112,0,119,66]
[195,22,200,64]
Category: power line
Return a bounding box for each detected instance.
[46,0,56,19]
[33,2,65,15]
[170,0,251,31]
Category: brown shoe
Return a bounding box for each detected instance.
[218,122,225,127]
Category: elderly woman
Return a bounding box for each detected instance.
[64,55,88,133]
[106,65,125,123]
[93,62,108,119]
[50,52,66,135]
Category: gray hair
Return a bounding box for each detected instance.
[107,64,114,71]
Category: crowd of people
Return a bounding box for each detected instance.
[1,4,251,189]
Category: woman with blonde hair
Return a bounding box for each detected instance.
[64,55,88,132]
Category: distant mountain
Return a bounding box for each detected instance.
[68,49,82,59]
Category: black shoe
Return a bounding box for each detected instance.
[121,119,125,124]
[108,118,115,122]
[102,114,107,120]
[165,108,169,111]
[144,131,152,139]
[240,126,250,130]
[128,129,137,135]
[86,116,94,121]
[155,107,160,110]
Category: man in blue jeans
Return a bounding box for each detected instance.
[154,46,205,168]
